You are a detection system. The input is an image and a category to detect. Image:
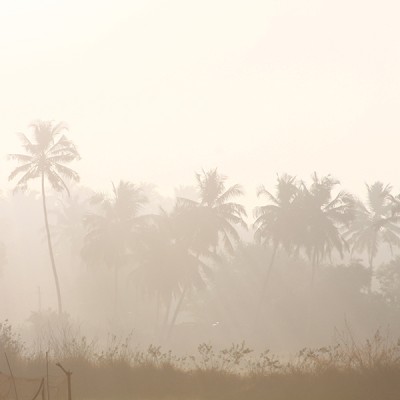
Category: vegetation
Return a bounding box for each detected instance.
[5,121,400,398]
[2,320,400,400]
[8,121,80,314]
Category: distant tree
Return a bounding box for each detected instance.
[377,257,400,307]
[253,174,299,294]
[132,208,209,337]
[165,169,246,337]
[51,189,91,267]
[82,181,147,314]
[177,168,247,255]
[8,120,80,314]
[297,173,354,286]
[345,182,400,291]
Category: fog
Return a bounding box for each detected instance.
[1,3,400,398]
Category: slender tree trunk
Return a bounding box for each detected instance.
[163,297,172,329]
[167,284,188,340]
[260,244,278,300]
[155,292,160,332]
[254,244,278,329]
[113,266,119,317]
[368,254,374,294]
[310,251,318,289]
[41,173,63,314]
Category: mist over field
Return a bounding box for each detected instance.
[1,1,400,399]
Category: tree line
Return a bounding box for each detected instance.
[6,120,400,343]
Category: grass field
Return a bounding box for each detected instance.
[2,321,400,399]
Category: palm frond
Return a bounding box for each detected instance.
[53,163,80,183]
[8,153,33,163]
[8,163,33,181]
[16,133,37,154]
[46,169,70,195]
[216,184,244,206]
[15,166,40,189]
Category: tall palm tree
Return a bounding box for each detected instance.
[298,173,354,286]
[178,168,247,255]
[82,181,148,314]
[8,120,80,314]
[345,182,400,290]
[253,174,299,293]
[164,169,246,338]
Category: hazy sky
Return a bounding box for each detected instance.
[1,0,399,199]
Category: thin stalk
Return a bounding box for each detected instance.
[167,284,188,340]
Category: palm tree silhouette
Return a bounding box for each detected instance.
[166,169,246,337]
[254,174,299,293]
[178,168,247,255]
[298,173,354,286]
[345,182,400,291]
[132,208,209,338]
[8,121,80,314]
[82,181,148,314]
[51,188,91,268]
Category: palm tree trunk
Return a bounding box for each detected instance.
[167,284,188,340]
[155,292,161,332]
[368,254,374,294]
[311,251,319,289]
[254,244,278,329]
[114,266,119,316]
[41,172,63,314]
[163,297,172,329]
[260,244,278,299]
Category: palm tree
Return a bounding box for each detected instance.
[82,181,148,314]
[166,169,246,337]
[8,120,80,314]
[51,188,91,268]
[298,173,354,286]
[178,168,247,255]
[132,208,209,338]
[253,174,299,294]
[345,182,400,291]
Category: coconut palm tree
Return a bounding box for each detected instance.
[8,120,80,314]
[166,169,246,337]
[132,208,209,338]
[51,188,92,268]
[178,168,247,255]
[298,173,354,286]
[253,174,299,293]
[345,182,400,291]
[81,181,148,314]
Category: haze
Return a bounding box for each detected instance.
[1,3,400,399]
[1,0,399,196]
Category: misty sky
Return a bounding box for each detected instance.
[1,0,399,198]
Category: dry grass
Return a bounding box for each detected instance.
[2,320,400,399]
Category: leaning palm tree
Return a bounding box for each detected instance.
[8,120,80,314]
[82,181,148,314]
[166,169,246,337]
[345,182,400,291]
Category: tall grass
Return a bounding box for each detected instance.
[2,319,400,399]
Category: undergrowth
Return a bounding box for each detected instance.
[1,319,400,399]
